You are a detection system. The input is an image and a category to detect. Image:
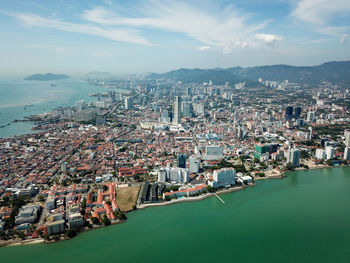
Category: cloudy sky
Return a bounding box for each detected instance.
[0,0,349,75]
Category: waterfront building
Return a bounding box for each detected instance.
[315,149,326,160]
[344,147,350,161]
[325,146,335,160]
[345,130,350,147]
[287,148,301,167]
[208,168,236,188]
[47,214,65,235]
[173,96,182,125]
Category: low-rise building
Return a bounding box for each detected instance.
[15,204,40,225]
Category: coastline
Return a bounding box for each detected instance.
[1,164,347,248]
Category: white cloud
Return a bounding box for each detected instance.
[291,0,350,25]
[255,33,283,43]
[81,2,271,53]
[6,12,155,46]
[291,0,350,37]
[340,33,349,44]
[197,46,211,51]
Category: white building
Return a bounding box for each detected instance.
[173,96,181,125]
[306,111,315,122]
[325,146,334,160]
[208,168,236,188]
[315,149,326,160]
[189,156,200,174]
[124,97,134,110]
[287,148,301,167]
[344,147,350,161]
[345,130,350,147]
[204,146,224,160]
[158,167,190,183]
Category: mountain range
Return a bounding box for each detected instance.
[148,61,350,87]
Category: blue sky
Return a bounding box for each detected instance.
[0,0,349,75]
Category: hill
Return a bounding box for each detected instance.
[149,61,350,86]
[24,73,70,81]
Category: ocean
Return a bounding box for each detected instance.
[0,77,128,138]
[1,167,350,263]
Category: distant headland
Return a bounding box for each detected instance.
[24,73,70,81]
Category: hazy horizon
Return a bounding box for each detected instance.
[0,0,349,75]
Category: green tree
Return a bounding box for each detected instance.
[91,217,100,225]
[66,229,76,238]
[102,215,111,226]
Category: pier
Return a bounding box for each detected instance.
[214,193,225,204]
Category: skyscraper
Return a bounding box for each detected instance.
[294,106,302,119]
[285,106,293,120]
[287,148,301,167]
[124,97,134,110]
[177,154,187,168]
[173,96,181,125]
[345,130,350,147]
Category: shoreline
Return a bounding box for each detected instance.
[1,164,347,248]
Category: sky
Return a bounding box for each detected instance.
[0,0,349,76]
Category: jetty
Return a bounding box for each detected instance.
[214,193,225,204]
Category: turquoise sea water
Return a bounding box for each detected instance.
[1,167,350,263]
[0,77,111,138]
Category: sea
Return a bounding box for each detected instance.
[0,77,129,138]
[1,167,350,263]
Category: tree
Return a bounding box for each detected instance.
[66,228,76,238]
[102,215,111,226]
[114,211,127,220]
[91,217,100,225]
[206,185,215,193]
[326,160,334,166]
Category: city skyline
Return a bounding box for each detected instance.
[0,0,350,76]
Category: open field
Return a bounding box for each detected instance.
[117,186,140,211]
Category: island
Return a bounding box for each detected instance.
[24,73,70,81]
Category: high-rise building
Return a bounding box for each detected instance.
[345,130,350,147]
[177,154,187,168]
[325,146,334,160]
[294,106,302,118]
[285,106,293,119]
[287,148,301,167]
[124,97,134,110]
[315,149,326,160]
[181,101,193,118]
[158,167,190,183]
[236,126,244,139]
[173,96,181,125]
[75,100,86,111]
[188,156,200,173]
[208,168,236,188]
[254,144,269,160]
[306,111,315,122]
[344,147,350,161]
